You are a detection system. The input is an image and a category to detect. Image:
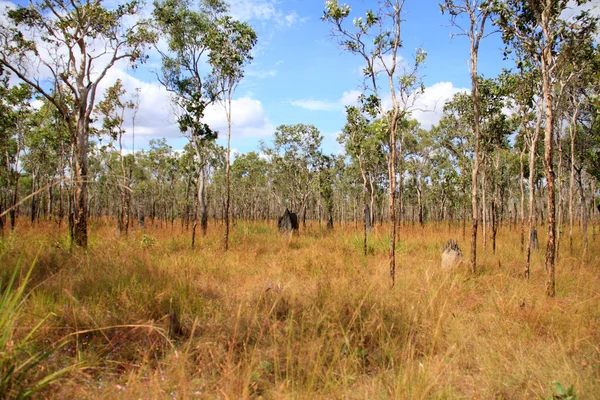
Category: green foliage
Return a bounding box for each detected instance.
[95,79,134,142]
[552,380,576,400]
[207,16,257,95]
[141,234,156,249]
[154,0,254,143]
[261,124,324,211]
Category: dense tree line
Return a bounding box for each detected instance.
[1,0,599,295]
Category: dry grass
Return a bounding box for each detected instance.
[1,219,599,399]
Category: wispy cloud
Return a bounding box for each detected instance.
[290,90,362,112]
[228,0,305,28]
[246,68,278,79]
[290,99,340,111]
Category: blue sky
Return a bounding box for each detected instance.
[211,0,509,155]
[2,0,516,155]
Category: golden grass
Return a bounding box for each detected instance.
[1,219,599,399]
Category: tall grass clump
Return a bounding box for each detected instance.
[0,256,73,399]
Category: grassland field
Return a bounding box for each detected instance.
[1,219,599,399]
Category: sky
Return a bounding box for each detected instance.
[2,0,583,156]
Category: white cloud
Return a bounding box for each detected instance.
[228,0,304,27]
[340,90,361,106]
[376,81,468,129]
[203,97,275,139]
[290,99,340,111]
[410,82,468,129]
[283,11,308,27]
[373,54,406,74]
[0,0,15,22]
[246,68,277,79]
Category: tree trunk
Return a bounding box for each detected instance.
[389,148,397,286]
[482,156,487,252]
[576,169,588,257]
[417,183,423,228]
[540,24,556,297]
[525,108,542,279]
[569,124,575,254]
[556,119,565,261]
[470,40,481,275]
[224,94,232,251]
[30,169,36,224]
[358,154,369,256]
[520,145,526,252]
[73,118,89,247]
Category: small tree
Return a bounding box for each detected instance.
[261,124,324,226]
[153,0,225,240]
[323,0,426,286]
[95,79,135,236]
[207,16,256,251]
[440,0,494,274]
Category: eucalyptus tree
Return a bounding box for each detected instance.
[579,52,600,183]
[178,143,197,230]
[154,0,228,239]
[154,0,219,237]
[424,120,465,225]
[316,154,341,228]
[31,98,72,225]
[440,0,494,274]
[0,82,32,230]
[95,79,135,235]
[22,98,68,224]
[404,125,434,228]
[501,65,539,258]
[339,105,373,255]
[0,0,154,247]
[229,152,268,221]
[495,0,598,296]
[561,49,600,257]
[207,16,256,250]
[557,39,598,256]
[432,95,474,236]
[477,78,512,252]
[323,0,427,286]
[261,124,323,227]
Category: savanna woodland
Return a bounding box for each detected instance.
[0,0,599,398]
